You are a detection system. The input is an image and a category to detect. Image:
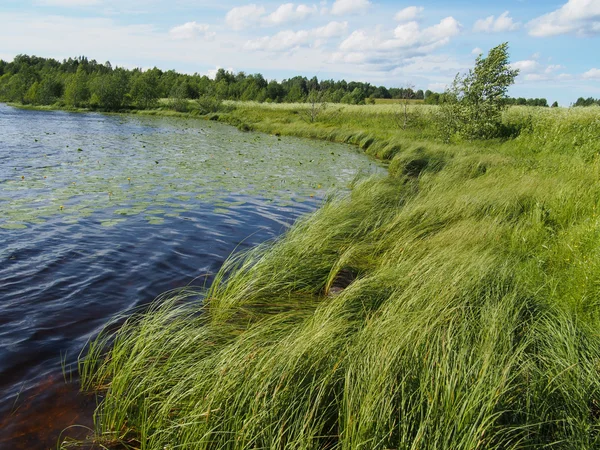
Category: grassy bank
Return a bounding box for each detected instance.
[212,103,600,167]
[69,102,600,449]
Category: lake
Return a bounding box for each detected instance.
[0,104,384,448]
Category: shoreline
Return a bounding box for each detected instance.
[4,100,445,166]
[5,100,600,448]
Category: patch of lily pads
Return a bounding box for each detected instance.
[1,112,385,229]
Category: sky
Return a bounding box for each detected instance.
[1,0,599,105]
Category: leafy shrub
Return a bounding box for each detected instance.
[195,95,223,114]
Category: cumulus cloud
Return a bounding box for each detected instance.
[583,68,600,79]
[339,17,460,52]
[473,11,520,32]
[264,3,318,25]
[331,0,371,16]
[528,0,600,37]
[169,22,215,40]
[315,20,348,38]
[226,3,322,29]
[244,21,348,51]
[511,58,572,82]
[395,6,424,23]
[511,59,541,73]
[471,47,483,55]
[225,4,266,30]
[245,30,311,51]
[333,16,461,68]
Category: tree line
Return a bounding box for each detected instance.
[574,97,600,107]
[0,54,560,112]
[422,91,550,107]
[0,55,428,110]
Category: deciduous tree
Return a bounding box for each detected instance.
[441,42,519,140]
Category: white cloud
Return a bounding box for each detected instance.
[395,6,424,23]
[245,21,348,52]
[511,59,541,73]
[315,20,348,38]
[510,58,573,83]
[471,47,482,55]
[264,3,318,25]
[225,4,266,30]
[545,64,564,73]
[246,30,311,51]
[338,17,460,52]
[414,16,461,43]
[226,3,322,29]
[334,17,461,68]
[207,66,235,79]
[583,68,600,79]
[169,22,215,40]
[473,11,519,32]
[528,0,600,37]
[331,0,371,16]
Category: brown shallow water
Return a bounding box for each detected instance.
[0,374,95,449]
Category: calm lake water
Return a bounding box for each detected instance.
[0,104,384,448]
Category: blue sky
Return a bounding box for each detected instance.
[1,0,599,104]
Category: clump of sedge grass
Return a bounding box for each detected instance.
[78,107,600,449]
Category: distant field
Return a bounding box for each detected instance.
[372,98,425,104]
[160,97,425,107]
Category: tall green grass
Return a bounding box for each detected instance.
[77,104,600,449]
[214,103,600,162]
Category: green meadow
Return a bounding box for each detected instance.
[67,101,600,449]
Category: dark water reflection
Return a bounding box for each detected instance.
[0,202,313,449]
[0,105,383,449]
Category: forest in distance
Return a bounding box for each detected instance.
[0,54,588,112]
